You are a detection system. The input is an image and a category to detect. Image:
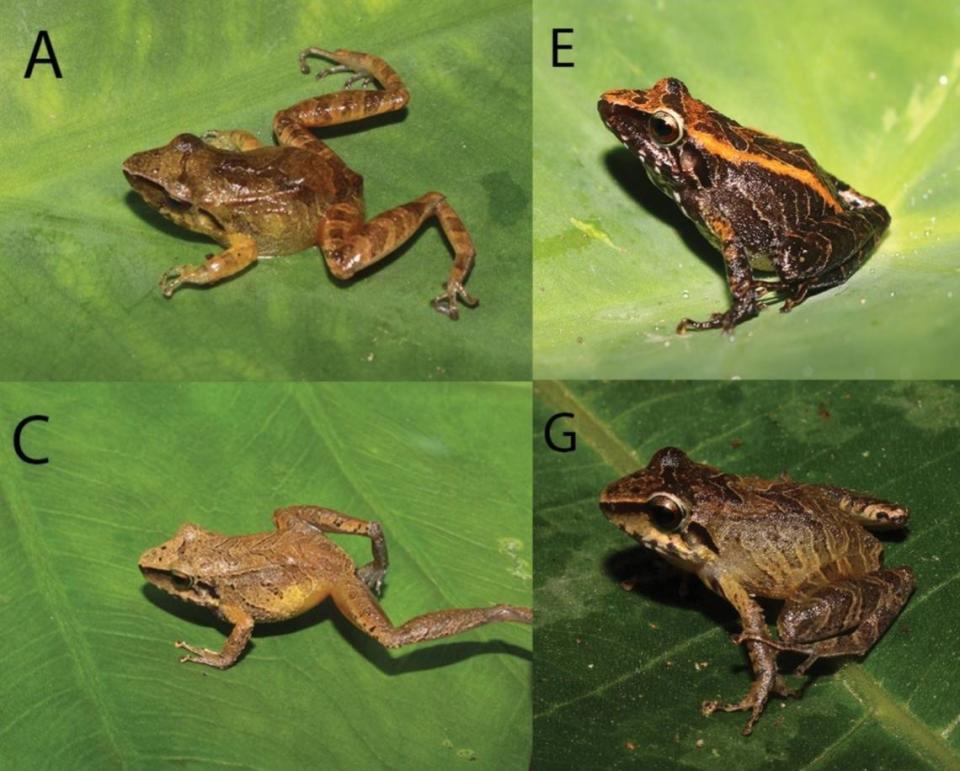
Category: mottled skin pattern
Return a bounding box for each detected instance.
[600,448,914,735]
[138,506,531,669]
[123,48,477,318]
[598,78,890,332]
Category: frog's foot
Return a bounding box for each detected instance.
[175,640,233,669]
[733,631,812,656]
[779,283,810,313]
[676,303,757,334]
[431,280,478,321]
[298,49,375,89]
[159,266,188,298]
[701,691,768,737]
[356,562,386,596]
[734,632,818,676]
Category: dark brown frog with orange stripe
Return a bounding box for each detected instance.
[600,448,914,734]
[599,78,890,333]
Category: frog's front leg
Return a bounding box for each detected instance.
[159,233,258,297]
[332,576,531,649]
[738,567,915,676]
[702,576,797,735]
[678,227,759,334]
[273,506,388,594]
[175,603,254,669]
[317,195,477,319]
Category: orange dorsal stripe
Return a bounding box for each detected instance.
[688,127,843,213]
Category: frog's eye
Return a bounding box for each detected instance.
[171,571,195,590]
[646,494,686,531]
[650,110,683,146]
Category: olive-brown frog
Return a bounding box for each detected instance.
[139,506,531,668]
[600,447,914,735]
[123,48,476,318]
[599,79,890,332]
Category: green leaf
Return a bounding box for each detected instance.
[1,1,531,380]
[534,381,960,770]
[533,0,960,378]
[0,383,532,766]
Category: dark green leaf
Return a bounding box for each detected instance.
[534,380,960,769]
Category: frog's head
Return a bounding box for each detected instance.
[138,522,220,609]
[600,447,718,570]
[598,78,704,199]
[122,134,208,220]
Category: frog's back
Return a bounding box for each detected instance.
[705,482,884,597]
[689,105,847,241]
[218,530,357,622]
[198,145,362,255]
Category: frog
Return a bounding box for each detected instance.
[138,506,532,669]
[122,48,477,319]
[598,78,890,333]
[599,447,915,735]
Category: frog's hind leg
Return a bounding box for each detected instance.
[741,567,916,675]
[777,188,891,313]
[317,194,478,319]
[273,506,389,595]
[272,48,409,169]
[159,233,259,297]
[331,576,531,649]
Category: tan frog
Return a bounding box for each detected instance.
[123,48,476,318]
[600,447,915,735]
[138,506,531,668]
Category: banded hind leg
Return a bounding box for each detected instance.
[775,179,891,312]
[317,194,477,318]
[736,567,915,676]
[332,575,531,649]
[274,48,476,318]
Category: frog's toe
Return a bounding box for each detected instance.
[298,48,338,75]
[159,268,185,298]
[343,73,374,89]
[357,563,386,595]
[430,281,478,320]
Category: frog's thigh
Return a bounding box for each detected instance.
[159,233,258,297]
[317,194,477,318]
[778,204,889,308]
[331,577,530,649]
[779,567,915,657]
